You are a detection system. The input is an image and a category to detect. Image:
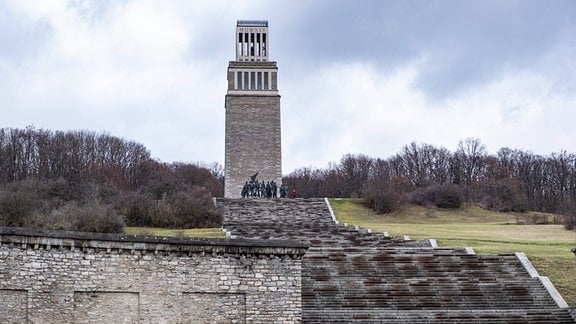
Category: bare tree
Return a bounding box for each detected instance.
[391,142,451,188]
[451,137,487,186]
[338,154,373,198]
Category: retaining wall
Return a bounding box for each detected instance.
[0,227,307,323]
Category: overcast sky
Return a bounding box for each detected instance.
[1,0,575,173]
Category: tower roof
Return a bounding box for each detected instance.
[237,20,268,27]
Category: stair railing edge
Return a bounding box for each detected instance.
[324,197,339,225]
[516,252,569,308]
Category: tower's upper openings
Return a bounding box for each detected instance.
[236,20,269,61]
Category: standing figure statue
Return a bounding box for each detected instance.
[255,180,261,198]
[241,182,249,198]
[271,180,277,198]
[240,172,261,198]
[248,180,255,197]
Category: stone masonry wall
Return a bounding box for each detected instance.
[224,94,282,198]
[0,227,306,323]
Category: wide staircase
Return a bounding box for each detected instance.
[217,198,575,323]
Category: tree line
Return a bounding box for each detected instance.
[0,127,224,233]
[2,127,574,232]
[283,138,576,230]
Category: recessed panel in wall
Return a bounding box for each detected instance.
[0,289,28,324]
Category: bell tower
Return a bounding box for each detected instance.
[224,20,282,198]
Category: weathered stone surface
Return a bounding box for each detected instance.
[224,94,282,198]
[0,227,306,323]
[219,198,576,323]
[0,289,27,324]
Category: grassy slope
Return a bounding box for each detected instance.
[124,227,226,238]
[329,198,576,307]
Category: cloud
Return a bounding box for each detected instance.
[282,49,576,171]
[1,0,575,174]
[0,1,229,162]
[270,0,576,100]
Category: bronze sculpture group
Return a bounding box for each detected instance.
[240,172,288,198]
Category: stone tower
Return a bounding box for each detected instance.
[224,20,282,198]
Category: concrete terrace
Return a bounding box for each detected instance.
[217,198,575,323]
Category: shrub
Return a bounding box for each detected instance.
[475,180,527,212]
[561,201,576,231]
[433,185,463,209]
[365,191,401,214]
[409,187,432,206]
[45,201,125,233]
[115,191,155,227]
[410,185,463,209]
[169,187,222,228]
[43,177,82,202]
[565,214,575,231]
[0,181,42,227]
[116,186,222,229]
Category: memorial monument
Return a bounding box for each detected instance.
[224,20,282,198]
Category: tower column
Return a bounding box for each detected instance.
[224,20,281,198]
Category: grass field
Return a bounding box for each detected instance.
[329,198,576,307]
[124,227,226,238]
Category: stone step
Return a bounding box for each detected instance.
[302,308,575,323]
[217,198,573,323]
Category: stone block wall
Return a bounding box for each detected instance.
[0,227,306,323]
